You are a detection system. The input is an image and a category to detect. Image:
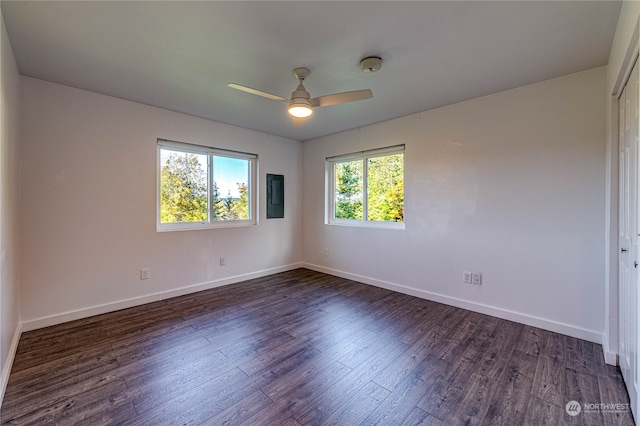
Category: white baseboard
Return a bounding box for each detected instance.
[1,320,22,408]
[303,262,604,345]
[17,261,616,365]
[22,262,303,332]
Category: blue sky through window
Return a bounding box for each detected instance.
[214,156,248,199]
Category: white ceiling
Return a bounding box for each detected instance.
[1,1,621,141]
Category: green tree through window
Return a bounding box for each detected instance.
[335,160,363,220]
[160,152,208,223]
[158,140,256,230]
[213,183,249,220]
[330,146,404,225]
[367,153,404,222]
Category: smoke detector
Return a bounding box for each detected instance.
[360,56,382,73]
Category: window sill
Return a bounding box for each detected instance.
[327,220,405,230]
[157,220,257,232]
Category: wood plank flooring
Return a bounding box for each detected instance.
[0,268,634,425]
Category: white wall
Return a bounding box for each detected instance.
[0,10,22,402]
[19,77,302,328]
[303,67,607,343]
[604,1,640,367]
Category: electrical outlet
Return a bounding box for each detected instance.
[472,273,483,286]
[324,248,329,257]
[463,271,473,284]
[140,268,150,280]
[220,257,226,266]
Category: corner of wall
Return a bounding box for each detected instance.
[0,321,22,404]
[0,7,23,409]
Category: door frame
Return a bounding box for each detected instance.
[609,17,640,367]
[610,13,640,423]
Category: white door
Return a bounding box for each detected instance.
[619,58,639,420]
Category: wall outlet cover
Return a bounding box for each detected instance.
[472,273,482,286]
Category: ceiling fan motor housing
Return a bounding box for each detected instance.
[291,83,311,101]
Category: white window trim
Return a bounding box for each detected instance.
[326,145,405,230]
[157,139,258,232]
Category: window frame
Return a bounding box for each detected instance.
[326,144,405,230]
[157,139,258,232]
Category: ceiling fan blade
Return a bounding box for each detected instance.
[311,89,373,107]
[227,83,287,102]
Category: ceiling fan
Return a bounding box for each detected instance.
[228,67,373,121]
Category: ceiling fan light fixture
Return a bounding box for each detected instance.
[288,99,313,118]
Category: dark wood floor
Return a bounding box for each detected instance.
[0,269,634,425]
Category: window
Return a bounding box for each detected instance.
[327,145,404,228]
[157,139,257,231]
